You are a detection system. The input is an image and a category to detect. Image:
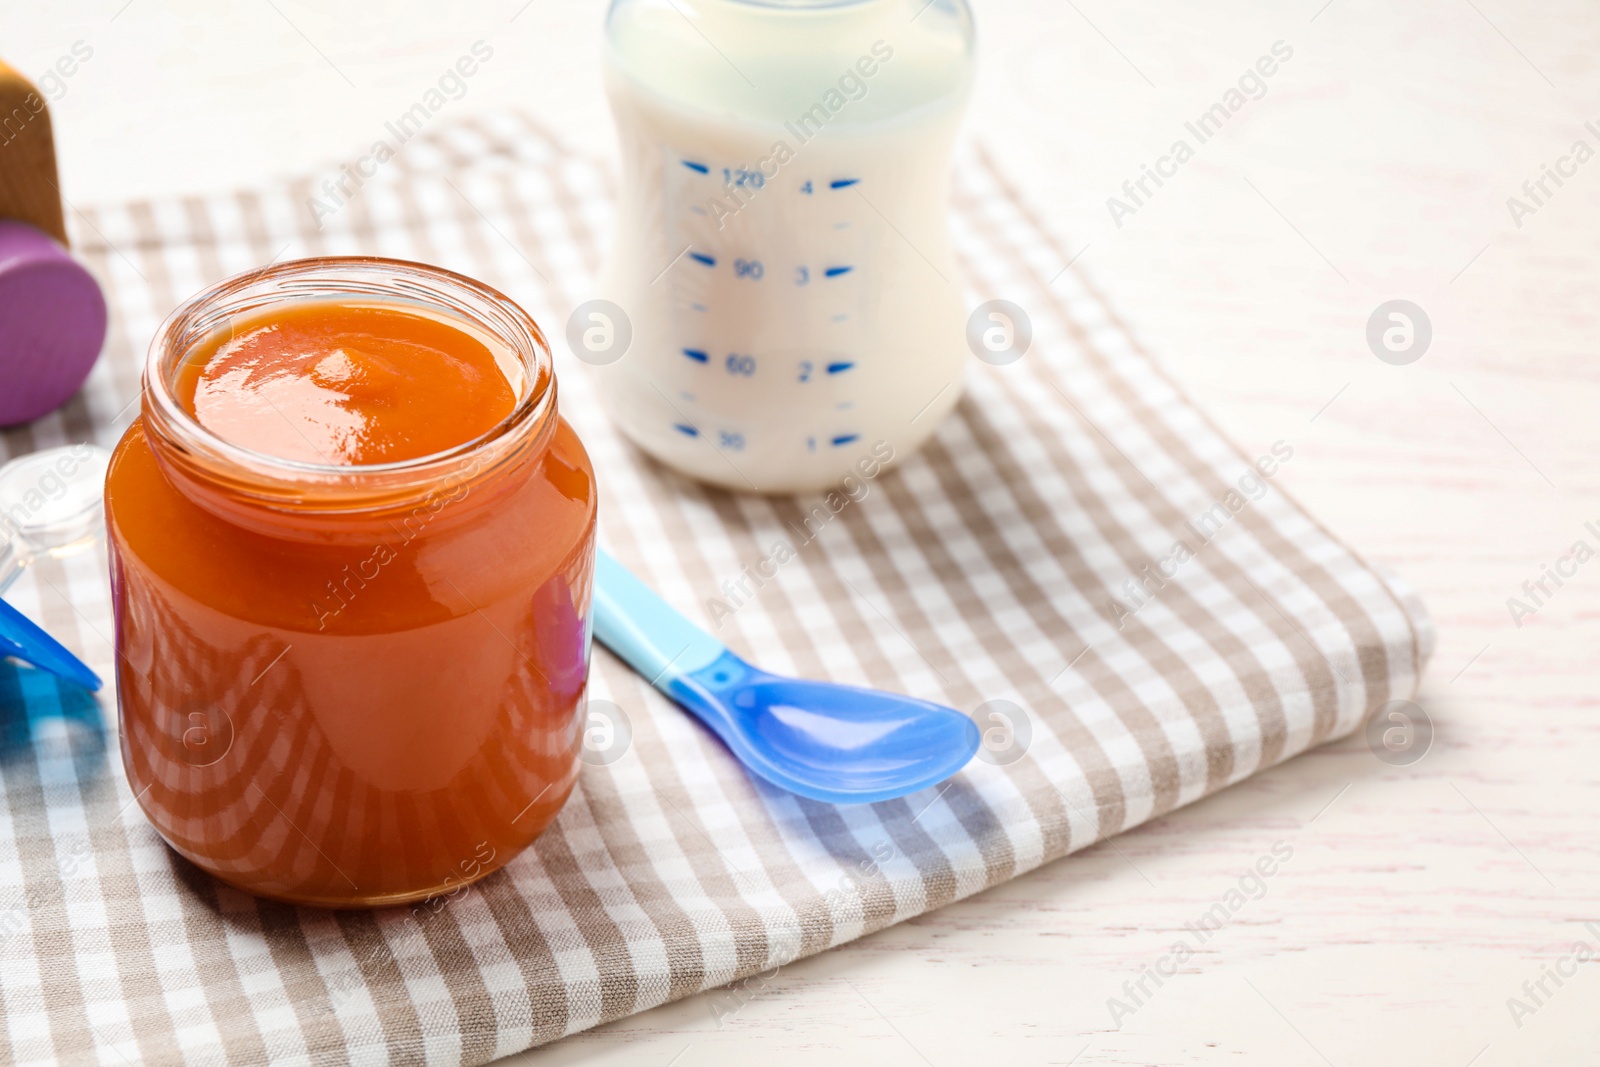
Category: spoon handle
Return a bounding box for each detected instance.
[593,548,727,692]
[0,597,101,691]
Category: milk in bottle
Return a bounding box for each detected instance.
[594,0,975,492]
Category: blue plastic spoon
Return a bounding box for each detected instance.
[592,549,979,804]
[0,598,101,691]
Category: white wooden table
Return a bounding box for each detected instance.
[12,1,1598,1063]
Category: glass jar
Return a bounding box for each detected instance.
[106,258,597,908]
[595,0,976,492]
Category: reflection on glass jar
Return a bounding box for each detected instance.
[106,258,597,908]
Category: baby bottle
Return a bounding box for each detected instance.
[594,0,975,493]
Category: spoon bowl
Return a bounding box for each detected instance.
[668,651,980,804]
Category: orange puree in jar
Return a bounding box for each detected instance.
[181,303,518,466]
[106,260,596,908]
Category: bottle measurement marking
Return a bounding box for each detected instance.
[666,163,875,465]
[722,168,764,189]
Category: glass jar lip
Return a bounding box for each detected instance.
[142,255,556,495]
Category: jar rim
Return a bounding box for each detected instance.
[141,256,556,513]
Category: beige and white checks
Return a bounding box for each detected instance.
[0,113,1431,1065]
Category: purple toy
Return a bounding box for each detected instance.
[0,219,107,426]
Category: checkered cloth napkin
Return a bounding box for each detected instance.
[0,113,1432,1065]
